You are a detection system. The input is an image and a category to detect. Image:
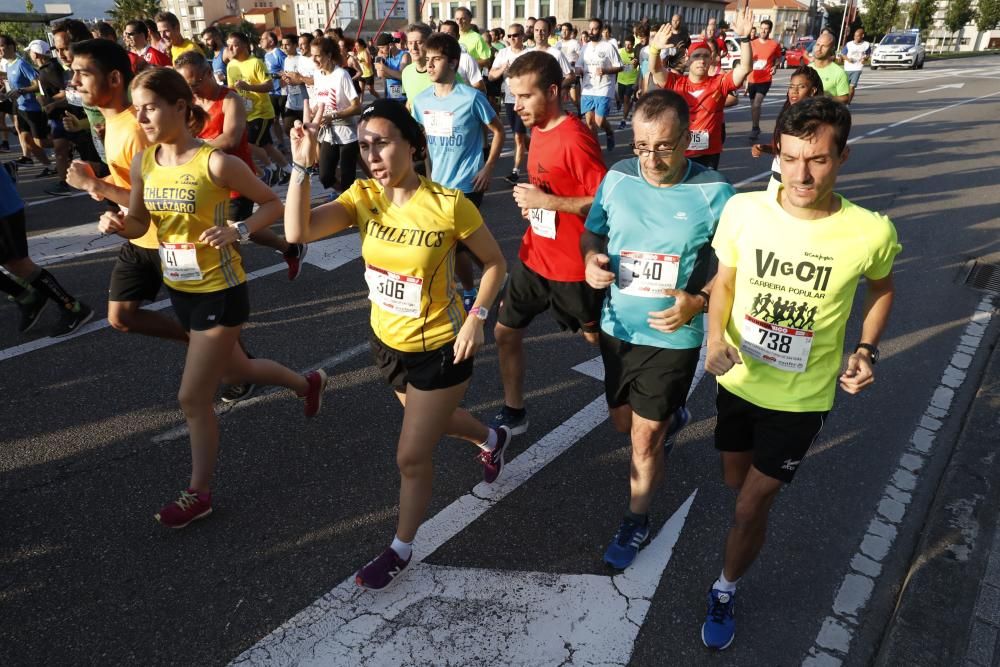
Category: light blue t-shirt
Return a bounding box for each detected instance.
[585,159,736,349]
[7,57,41,112]
[264,48,286,95]
[384,51,407,99]
[211,50,226,82]
[412,84,496,195]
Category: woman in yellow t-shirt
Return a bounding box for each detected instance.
[354,38,379,99]
[284,99,508,591]
[98,67,329,529]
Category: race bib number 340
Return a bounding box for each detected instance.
[740,314,813,373]
[159,243,203,282]
[365,264,423,317]
[617,250,679,297]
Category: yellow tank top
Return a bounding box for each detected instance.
[141,142,245,293]
[358,49,373,78]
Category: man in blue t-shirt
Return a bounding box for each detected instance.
[1,35,54,171]
[374,32,410,102]
[260,31,287,147]
[412,32,505,310]
[581,89,736,570]
[200,27,228,84]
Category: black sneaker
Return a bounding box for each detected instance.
[504,171,519,185]
[15,156,32,165]
[221,383,257,403]
[45,181,77,196]
[748,127,760,142]
[17,296,49,333]
[50,303,94,338]
[35,166,57,178]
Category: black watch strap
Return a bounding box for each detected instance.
[855,343,879,364]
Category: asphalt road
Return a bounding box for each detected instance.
[2,58,1000,666]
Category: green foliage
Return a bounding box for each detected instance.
[908,0,937,30]
[106,0,165,33]
[862,0,901,40]
[944,0,976,33]
[0,1,46,47]
[976,0,1000,32]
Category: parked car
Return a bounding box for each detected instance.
[720,36,742,70]
[871,30,925,69]
[783,37,815,67]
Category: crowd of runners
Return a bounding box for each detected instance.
[0,3,899,652]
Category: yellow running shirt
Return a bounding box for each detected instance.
[337,177,484,352]
[712,188,901,412]
[141,143,244,293]
[226,56,275,121]
[103,107,158,249]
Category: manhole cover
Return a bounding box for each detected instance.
[965,262,1000,294]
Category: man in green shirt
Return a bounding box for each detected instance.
[808,33,850,104]
[616,35,639,129]
[454,6,493,70]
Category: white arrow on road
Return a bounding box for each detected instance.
[917,82,965,94]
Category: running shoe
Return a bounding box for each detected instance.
[748,127,760,142]
[17,296,48,333]
[45,180,76,196]
[284,243,308,281]
[702,588,737,650]
[300,369,328,417]
[155,489,213,528]
[355,546,411,590]
[488,406,529,435]
[15,155,32,165]
[261,166,275,186]
[664,406,691,456]
[603,517,650,570]
[35,166,56,178]
[461,287,478,312]
[504,170,519,185]
[606,133,616,152]
[50,303,93,338]
[477,425,510,484]
[220,383,257,403]
[617,119,627,130]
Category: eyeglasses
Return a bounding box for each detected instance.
[123,32,140,37]
[509,33,524,37]
[630,140,684,158]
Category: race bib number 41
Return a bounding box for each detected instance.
[365,264,423,317]
[617,250,679,297]
[159,243,203,282]
[739,314,813,373]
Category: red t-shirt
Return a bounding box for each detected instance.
[127,46,171,73]
[521,114,607,282]
[749,39,783,83]
[197,87,256,199]
[662,71,738,157]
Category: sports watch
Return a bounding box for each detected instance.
[234,221,251,243]
[469,306,489,321]
[855,343,879,365]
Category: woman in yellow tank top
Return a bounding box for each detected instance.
[97,67,329,529]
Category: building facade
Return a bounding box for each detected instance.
[922,0,1000,52]
[160,0,297,40]
[725,0,809,46]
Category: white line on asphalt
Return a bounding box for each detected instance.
[25,190,91,207]
[802,296,996,666]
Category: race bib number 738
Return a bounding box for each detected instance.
[739,314,813,373]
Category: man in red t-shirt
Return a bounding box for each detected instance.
[489,50,608,435]
[747,19,782,141]
[649,4,753,170]
[123,20,170,73]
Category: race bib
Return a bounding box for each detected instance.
[64,87,84,107]
[739,314,814,373]
[365,264,423,317]
[423,110,454,138]
[159,243,203,282]
[617,250,679,297]
[528,208,556,239]
[753,59,767,70]
[689,130,710,151]
[387,82,403,99]
[243,97,254,113]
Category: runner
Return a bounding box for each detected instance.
[373,33,410,104]
[355,39,379,99]
[490,51,608,435]
[0,161,94,336]
[840,28,871,104]
[750,65,823,190]
[200,27,228,84]
[616,35,638,128]
[648,4,754,170]
[436,21,488,92]
[412,32,505,308]
[530,18,573,87]
[123,20,170,73]
[577,18,623,151]
[260,31,287,150]
[400,23,436,103]
[283,100,509,590]
[701,96,900,650]
[556,22,582,112]
[454,7,493,71]
[100,66,327,528]
[308,37,362,195]
[582,89,736,569]
[26,39,76,195]
[746,19,782,142]
[489,23,530,185]
[1,35,55,174]
[50,20,105,168]
[279,33,310,135]
[154,12,202,65]
[808,32,850,104]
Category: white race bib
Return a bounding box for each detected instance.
[159,243,203,282]
[423,110,454,138]
[387,82,403,99]
[689,130,710,151]
[753,59,767,70]
[365,264,423,317]
[617,250,680,297]
[739,314,814,373]
[243,97,254,113]
[528,208,556,239]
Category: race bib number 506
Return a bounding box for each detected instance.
[739,314,813,373]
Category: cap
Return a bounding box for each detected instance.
[374,32,394,47]
[27,40,51,56]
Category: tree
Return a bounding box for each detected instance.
[106,0,164,33]
[944,0,976,50]
[977,0,1000,33]
[0,1,47,47]
[862,0,901,40]
[908,0,937,30]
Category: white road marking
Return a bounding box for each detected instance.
[25,191,91,207]
[917,82,966,94]
[802,296,996,666]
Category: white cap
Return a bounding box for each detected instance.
[27,40,51,56]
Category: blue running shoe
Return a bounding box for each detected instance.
[462,288,478,312]
[702,588,737,650]
[489,406,529,436]
[603,517,650,570]
[664,406,691,456]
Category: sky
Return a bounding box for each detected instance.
[0,0,117,22]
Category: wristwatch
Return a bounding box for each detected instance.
[698,290,710,313]
[234,221,251,243]
[469,305,489,321]
[855,343,879,365]
[738,36,752,43]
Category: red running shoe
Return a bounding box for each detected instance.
[355,546,411,590]
[300,369,328,417]
[284,243,308,281]
[155,489,212,529]
[477,426,511,484]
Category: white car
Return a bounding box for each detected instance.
[871,30,925,70]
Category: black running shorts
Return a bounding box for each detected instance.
[369,334,474,394]
[108,242,163,303]
[747,81,772,99]
[0,207,29,264]
[167,282,250,332]
[714,385,829,483]
[15,108,50,140]
[600,332,700,422]
[247,118,274,147]
[498,260,603,334]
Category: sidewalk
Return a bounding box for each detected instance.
[876,326,1000,665]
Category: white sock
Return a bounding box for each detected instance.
[714,571,739,593]
[479,428,498,452]
[390,536,412,560]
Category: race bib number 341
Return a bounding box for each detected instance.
[365,264,423,317]
[739,314,813,373]
[617,250,679,297]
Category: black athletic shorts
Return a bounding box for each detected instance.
[464,190,484,208]
[108,242,163,303]
[0,207,28,264]
[714,385,829,484]
[0,98,12,115]
[497,260,603,333]
[247,117,274,147]
[167,282,249,332]
[690,153,721,171]
[16,108,50,140]
[283,108,304,124]
[600,333,700,422]
[369,334,473,393]
[270,94,287,119]
[230,196,254,222]
[747,81,772,99]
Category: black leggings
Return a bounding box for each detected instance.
[319,141,359,192]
